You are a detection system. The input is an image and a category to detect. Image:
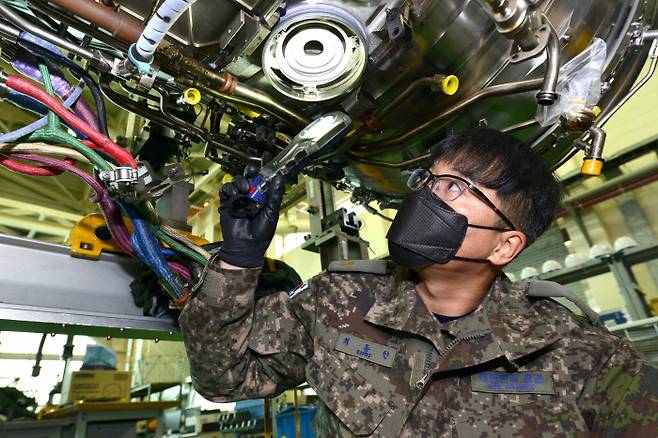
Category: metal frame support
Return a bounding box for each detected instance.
[0,235,180,340]
[302,179,369,269]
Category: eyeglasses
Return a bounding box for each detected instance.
[407,168,517,231]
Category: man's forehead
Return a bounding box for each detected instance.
[431,160,470,180]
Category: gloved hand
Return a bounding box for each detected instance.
[217,164,284,268]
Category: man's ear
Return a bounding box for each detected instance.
[488,231,527,266]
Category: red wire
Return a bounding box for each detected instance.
[0,155,77,176]
[6,75,138,168]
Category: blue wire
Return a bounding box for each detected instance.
[123,204,184,299]
[0,85,84,142]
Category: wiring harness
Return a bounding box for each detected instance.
[0,32,211,306]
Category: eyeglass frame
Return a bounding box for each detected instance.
[408,169,517,232]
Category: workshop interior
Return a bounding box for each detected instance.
[0,0,656,436]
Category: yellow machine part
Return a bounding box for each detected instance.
[69,214,208,258]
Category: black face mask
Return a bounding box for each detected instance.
[386,187,491,268]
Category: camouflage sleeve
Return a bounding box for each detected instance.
[579,337,658,434]
[178,262,316,402]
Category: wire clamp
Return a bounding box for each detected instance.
[99,166,139,196]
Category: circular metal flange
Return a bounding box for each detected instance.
[262,6,368,102]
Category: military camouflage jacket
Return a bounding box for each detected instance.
[179,261,658,437]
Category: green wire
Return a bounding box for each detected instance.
[155,229,208,266]
[24,63,113,172]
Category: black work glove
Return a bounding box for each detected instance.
[217,165,284,268]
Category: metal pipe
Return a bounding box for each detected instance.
[0,20,20,42]
[356,78,543,154]
[586,126,606,160]
[349,153,431,169]
[48,0,144,43]
[536,23,560,106]
[501,118,538,133]
[644,30,658,41]
[190,79,310,127]
[596,38,658,129]
[376,76,447,120]
[0,4,94,60]
[30,0,130,52]
[232,83,310,127]
[329,75,450,159]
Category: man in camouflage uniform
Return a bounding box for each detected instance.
[180,129,658,436]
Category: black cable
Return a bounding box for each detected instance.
[18,39,109,136]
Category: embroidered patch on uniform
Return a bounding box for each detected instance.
[470,371,555,395]
[288,280,310,299]
[334,332,397,367]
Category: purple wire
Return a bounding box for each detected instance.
[12,51,100,130]
[7,153,133,255]
[7,153,192,282]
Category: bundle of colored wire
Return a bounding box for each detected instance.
[2,152,133,254]
[5,75,136,168]
[160,223,211,261]
[18,32,107,135]
[0,143,89,163]
[12,48,100,131]
[0,85,84,143]
[127,210,187,301]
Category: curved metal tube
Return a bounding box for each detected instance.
[99,74,258,162]
[596,38,658,128]
[356,78,544,154]
[232,83,310,127]
[536,24,560,106]
[0,4,94,60]
[188,80,310,128]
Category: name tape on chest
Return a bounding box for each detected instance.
[471,371,555,395]
[334,333,397,368]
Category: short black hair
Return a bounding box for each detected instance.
[430,128,562,246]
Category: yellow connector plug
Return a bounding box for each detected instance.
[441,75,459,96]
[581,158,604,176]
[183,88,201,105]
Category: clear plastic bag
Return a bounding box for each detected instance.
[536,38,607,126]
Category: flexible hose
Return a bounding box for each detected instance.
[0,85,84,142]
[0,143,89,162]
[18,33,109,136]
[12,49,100,131]
[6,75,136,167]
[132,0,196,64]
[0,154,75,176]
[4,152,134,255]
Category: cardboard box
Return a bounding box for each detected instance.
[61,370,132,403]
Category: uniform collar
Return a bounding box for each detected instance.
[364,270,560,367]
[363,267,446,350]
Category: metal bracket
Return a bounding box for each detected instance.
[509,24,551,64]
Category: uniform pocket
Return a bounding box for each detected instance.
[306,359,393,435]
[454,398,588,437]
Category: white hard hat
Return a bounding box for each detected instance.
[589,244,612,260]
[564,253,587,268]
[541,259,563,274]
[613,236,638,253]
[506,272,518,282]
[520,266,539,280]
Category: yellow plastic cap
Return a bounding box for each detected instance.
[183,88,201,105]
[441,75,459,96]
[581,158,604,176]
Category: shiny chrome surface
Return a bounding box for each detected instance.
[111,0,658,202]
